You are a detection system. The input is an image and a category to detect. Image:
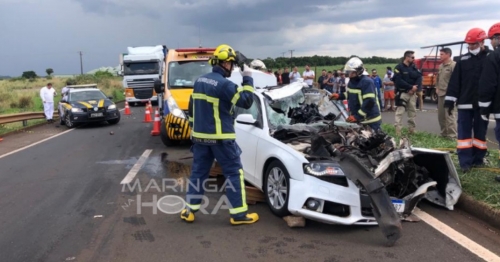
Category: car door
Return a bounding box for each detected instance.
[234,94,265,185]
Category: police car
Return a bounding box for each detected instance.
[58,84,121,128]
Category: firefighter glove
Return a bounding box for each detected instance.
[241,64,252,77]
[329,93,340,100]
[346,115,357,123]
[443,100,454,116]
[480,107,490,121]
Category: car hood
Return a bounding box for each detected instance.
[69,99,114,109]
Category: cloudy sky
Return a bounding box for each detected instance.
[1,0,498,76]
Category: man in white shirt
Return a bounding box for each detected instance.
[289,66,301,83]
[40,83,57,123]
[302,65,315,88]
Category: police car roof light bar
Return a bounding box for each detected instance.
[67,84,98,89]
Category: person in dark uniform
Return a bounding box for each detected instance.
[329,57,382,131]
[393,50,423,136]
[478,22,500,181]
[281,67,290,85]
[182,44,259,225]
[445,28,492,173]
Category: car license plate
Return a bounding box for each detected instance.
[90,112,103,118]
[391,199,405,213]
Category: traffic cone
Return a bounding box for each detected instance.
[343,100,349,112]
[143,104,152,123]
[124,101,131,115]
[151,108,161,136]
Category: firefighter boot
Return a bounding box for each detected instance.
[180,208,195,223]
[230,213,259,225]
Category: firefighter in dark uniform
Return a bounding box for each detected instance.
[445,28,492,173]
[393,50,423,136]
[478,22,500,181]
[329,57,382,131]
[181,44,259,225]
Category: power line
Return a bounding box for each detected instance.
[281,52,286,57]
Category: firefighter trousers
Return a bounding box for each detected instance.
[185,140,248,218]
[457,109,489,169]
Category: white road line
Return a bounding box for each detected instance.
[414,208,500,262]
[120,149,152,184]
[0,128,75,159]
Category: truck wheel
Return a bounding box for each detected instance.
[160,118,180,147]
[431,89,438,104]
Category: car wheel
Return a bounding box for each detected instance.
[431,88,438,104]
[263,160,291,217]
[160,118,180,147]
[65,112,74,129]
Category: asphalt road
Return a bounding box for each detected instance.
[1,105,500,262]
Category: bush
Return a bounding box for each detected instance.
[18,96,33,109]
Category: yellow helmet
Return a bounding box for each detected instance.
[209,44,237,66]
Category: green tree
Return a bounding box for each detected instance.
[94,70,114,78]
[46,68,53,76]
[21,71,37,79]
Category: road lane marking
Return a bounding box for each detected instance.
[120,149,152,184]
[414,208,500,262]
[0,108,126,159]
[0,129,75,159]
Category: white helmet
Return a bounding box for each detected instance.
[343,57,365,76]
[250,59,266,70]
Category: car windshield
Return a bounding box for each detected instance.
[168,61,212,89]
[69,90,107,101]
[263,87,346,130]
[124,62,159,75]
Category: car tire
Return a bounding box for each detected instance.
[431,88,438,104]
[160,118,180,147]
[263,160,291,217]
[65,112,74,129]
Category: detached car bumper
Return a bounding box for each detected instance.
[164,113,191,140]
[70,109,120,123]
[288,174,378,225]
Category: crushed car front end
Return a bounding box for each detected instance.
[261,84,462,245]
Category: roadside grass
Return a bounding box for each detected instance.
[0,76,125,134]
[381,123,500,210]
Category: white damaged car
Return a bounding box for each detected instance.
[233,81,462,245]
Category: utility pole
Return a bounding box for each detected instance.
[281,52,286,58]
[198,25,202,48]
[289,50,294,58]
[79,51,83,75]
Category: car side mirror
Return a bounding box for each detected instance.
[108,96,113,100]
[154,79,165,93]
[236,114,259,127]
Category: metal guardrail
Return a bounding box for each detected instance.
[0,112,59,126]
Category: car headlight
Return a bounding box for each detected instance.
[166,96,186,119]
[303,162,345,176]
[108,104,116,110]
[71,108,83,112]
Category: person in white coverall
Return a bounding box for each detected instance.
[40,83,57,123]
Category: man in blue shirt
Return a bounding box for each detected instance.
[371,69,383,110]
